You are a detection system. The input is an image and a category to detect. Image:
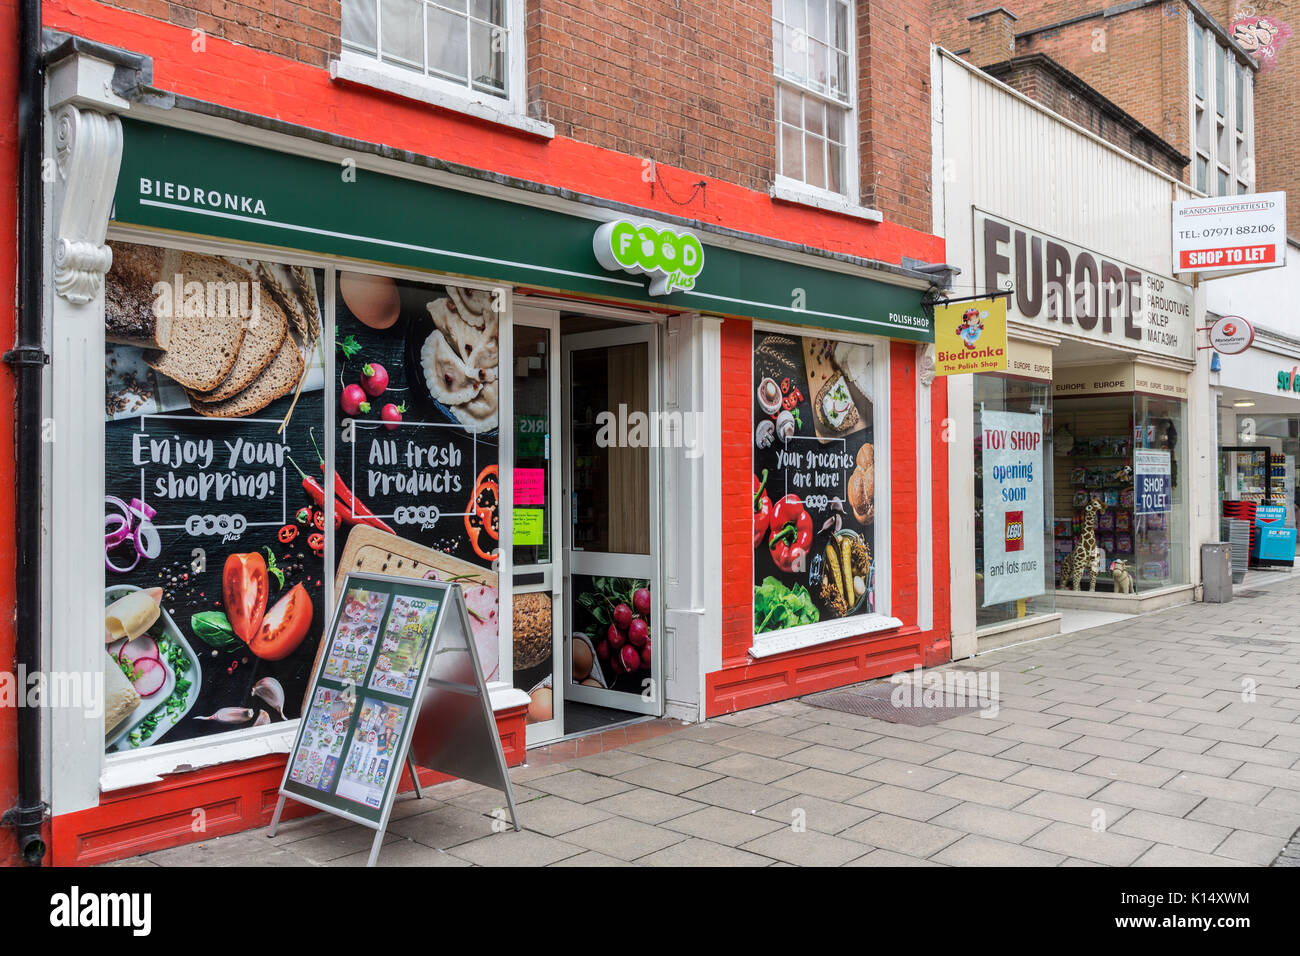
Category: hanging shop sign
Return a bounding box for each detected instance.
[593,219,704,295]
[933,297,1008,376]
[974,210,1193,362]
[980,410,1045,606]
[1134,449,1172,515]
[113,119,932,342]
[1172,192,1286,275]
[1208,315,1255,355]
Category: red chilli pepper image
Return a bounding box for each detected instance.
[308,428,395,534]
[768,494,813,573]
[752,470,772,549]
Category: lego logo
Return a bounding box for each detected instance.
[1005,510,1024,552]
[1006,522,1023,539]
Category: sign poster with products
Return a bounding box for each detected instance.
[282,574,442,822]
[1135,449,1172,515]
[980,411,1045,605]
[934,297,1008,376]
[102,241,327,753]
[332,275,501,681]
[752,331,875,633]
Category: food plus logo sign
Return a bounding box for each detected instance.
[594,219,705,295]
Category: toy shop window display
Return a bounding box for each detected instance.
[1051,393,1188,593]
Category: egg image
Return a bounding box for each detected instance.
[572,639,593,681]
[527,687,553,724]
[339,272,401,329]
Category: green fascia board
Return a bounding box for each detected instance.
[111,117,932,342]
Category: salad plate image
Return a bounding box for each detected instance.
[104,585,202,751]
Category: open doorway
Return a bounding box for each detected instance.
[512,307,662,746]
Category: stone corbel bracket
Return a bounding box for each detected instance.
[50,105,123,305]
[918,343,936,387]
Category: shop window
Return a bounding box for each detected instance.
[101,243,503,760]
[343,0,518,102]
[751,329,888,644]
[334,273,502,682]
[103,241,327,754]
[773,0,856,201]
[1052,392,1188,593]
[973,374,1054,628]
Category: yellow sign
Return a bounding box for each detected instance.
[514,508,544,546]
[934,297,1008,376]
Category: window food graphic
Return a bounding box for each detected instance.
[335,699,410,809]
[323,588,390,684]
[289,688,357,792]
[332,274,501,682]
[368,595,441,698]
[102,241,326,753]
[752,331,876,634]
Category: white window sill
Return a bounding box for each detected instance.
[770,181,883,223]
[100,683,531,793]
[749,613,903,659]
[329,58,555,140]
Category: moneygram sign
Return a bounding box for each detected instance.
[1173,192,1286,275]
[594,219,704,295]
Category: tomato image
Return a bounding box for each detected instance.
[247,583,314,661]
[222,552,269,643]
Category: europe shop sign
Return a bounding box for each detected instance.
[1172,192,1286,275]
[981,411,1045,606]
[933,297,1008,376]
[974,210,1194,362]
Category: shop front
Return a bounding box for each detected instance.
[966,212,1197,634]
[44,49,948,862]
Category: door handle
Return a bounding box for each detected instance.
[663,606,706,615]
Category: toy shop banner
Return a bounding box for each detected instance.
[935,297,1008,376]
[981,410,1045,606]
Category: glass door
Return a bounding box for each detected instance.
[562,325,661,716]
[511,309,563,745]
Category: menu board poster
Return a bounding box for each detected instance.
[102,240,327,754]
[752,331,876,635]
[332,274,502,683]
[282,573,448,824]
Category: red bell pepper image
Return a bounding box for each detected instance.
[768,494,813,573]
[753,470,772,549]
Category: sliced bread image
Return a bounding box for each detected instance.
[188,338,305,419]
[187,294,289,403]
[143,253,249,391]
[105,241,174,350]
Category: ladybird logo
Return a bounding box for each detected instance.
[594,219,705,296]
[1004,511,1024,552]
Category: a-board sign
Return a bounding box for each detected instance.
[274,572,519,853]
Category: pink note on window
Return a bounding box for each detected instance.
[514,468,545,505]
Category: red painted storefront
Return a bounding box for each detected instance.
[7,0,951,865]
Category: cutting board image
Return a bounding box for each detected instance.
[802,338,867,442]
[333,524,495,594]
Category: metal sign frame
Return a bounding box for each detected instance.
[268,570,520,866]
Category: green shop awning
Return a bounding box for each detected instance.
[111,117,932,342]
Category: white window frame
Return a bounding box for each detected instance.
[748,323,900,659]
[771,0,870,215]
[1188,18,1254,196]
[333,0,553,139]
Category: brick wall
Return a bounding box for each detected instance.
[986,57,1188,177]
[1213,0,1300,237]
[102,0,340,69]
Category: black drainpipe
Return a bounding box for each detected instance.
[1,0,49,865]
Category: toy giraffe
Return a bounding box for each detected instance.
[1060,498,1104,591]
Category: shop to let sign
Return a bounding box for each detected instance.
[933,297,1008,376]
[1135,449,1172,515]
[1173,192,1286,275]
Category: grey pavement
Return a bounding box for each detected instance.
[117,575,1300,867]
